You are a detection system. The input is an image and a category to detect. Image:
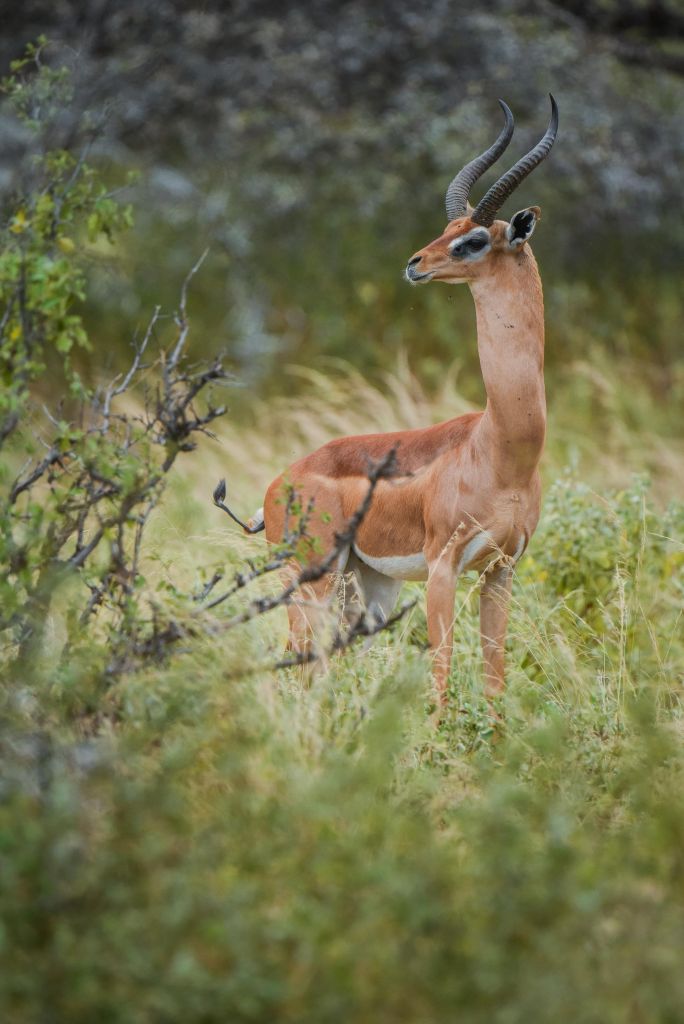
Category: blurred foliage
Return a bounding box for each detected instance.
[1,2,683,398]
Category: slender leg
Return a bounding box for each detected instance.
[479,561,513,699]
[284,575,338,675]
[267,477,348,666]
[426,561,457,707]
[282,532,351,670]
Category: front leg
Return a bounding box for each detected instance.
[479,560,513,699]
[426,560,457,708]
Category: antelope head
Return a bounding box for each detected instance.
[406,96,558,285]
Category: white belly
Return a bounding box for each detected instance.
[353,530,526,583]
[352,544,429,581]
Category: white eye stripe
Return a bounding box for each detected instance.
[449,230,491,260]
[449,230,489,248]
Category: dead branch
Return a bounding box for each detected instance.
[273,597,418,670]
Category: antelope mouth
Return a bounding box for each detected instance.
[405,265,433,284]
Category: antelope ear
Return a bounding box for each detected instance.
[506,206,541,248]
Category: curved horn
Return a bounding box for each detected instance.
[444,100,514,222]
[471,94,559,227]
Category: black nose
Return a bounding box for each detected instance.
[407,255,422,266]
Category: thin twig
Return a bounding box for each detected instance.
[274,598,418,670]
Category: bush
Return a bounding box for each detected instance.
[0,44,233,704]
[3,672,684,1023]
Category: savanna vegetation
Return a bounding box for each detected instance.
[1,11,684,1022]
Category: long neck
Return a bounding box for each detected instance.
[469,247,546,484]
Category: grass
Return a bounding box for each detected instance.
[139,355,683,741]
[2,359,684,1022]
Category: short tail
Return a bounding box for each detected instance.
[212,479,266,534]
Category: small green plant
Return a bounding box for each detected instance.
[0,38,133,426]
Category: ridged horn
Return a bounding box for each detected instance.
[471,94,559,227]
[444,99,514,222]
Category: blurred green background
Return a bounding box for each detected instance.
[2,0,683,414]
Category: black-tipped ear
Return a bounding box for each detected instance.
[506,206,541,248]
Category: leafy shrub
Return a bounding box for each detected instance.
[0,44,232,703]
[518,475,684,706]
[3,671,684,1023]
[526,474,681,614]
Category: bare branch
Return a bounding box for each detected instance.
[193,572,224,603]
[9,448,63,504]
[100,305,161,431]
[167,248,209,373]
[273,598,417,670]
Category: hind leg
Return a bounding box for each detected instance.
[282,544,352,669]
[264,476,348,667]
[283,576,335,666]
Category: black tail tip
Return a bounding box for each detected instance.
[213,479,227,506]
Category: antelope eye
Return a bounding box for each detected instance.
[450,233,489,259]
